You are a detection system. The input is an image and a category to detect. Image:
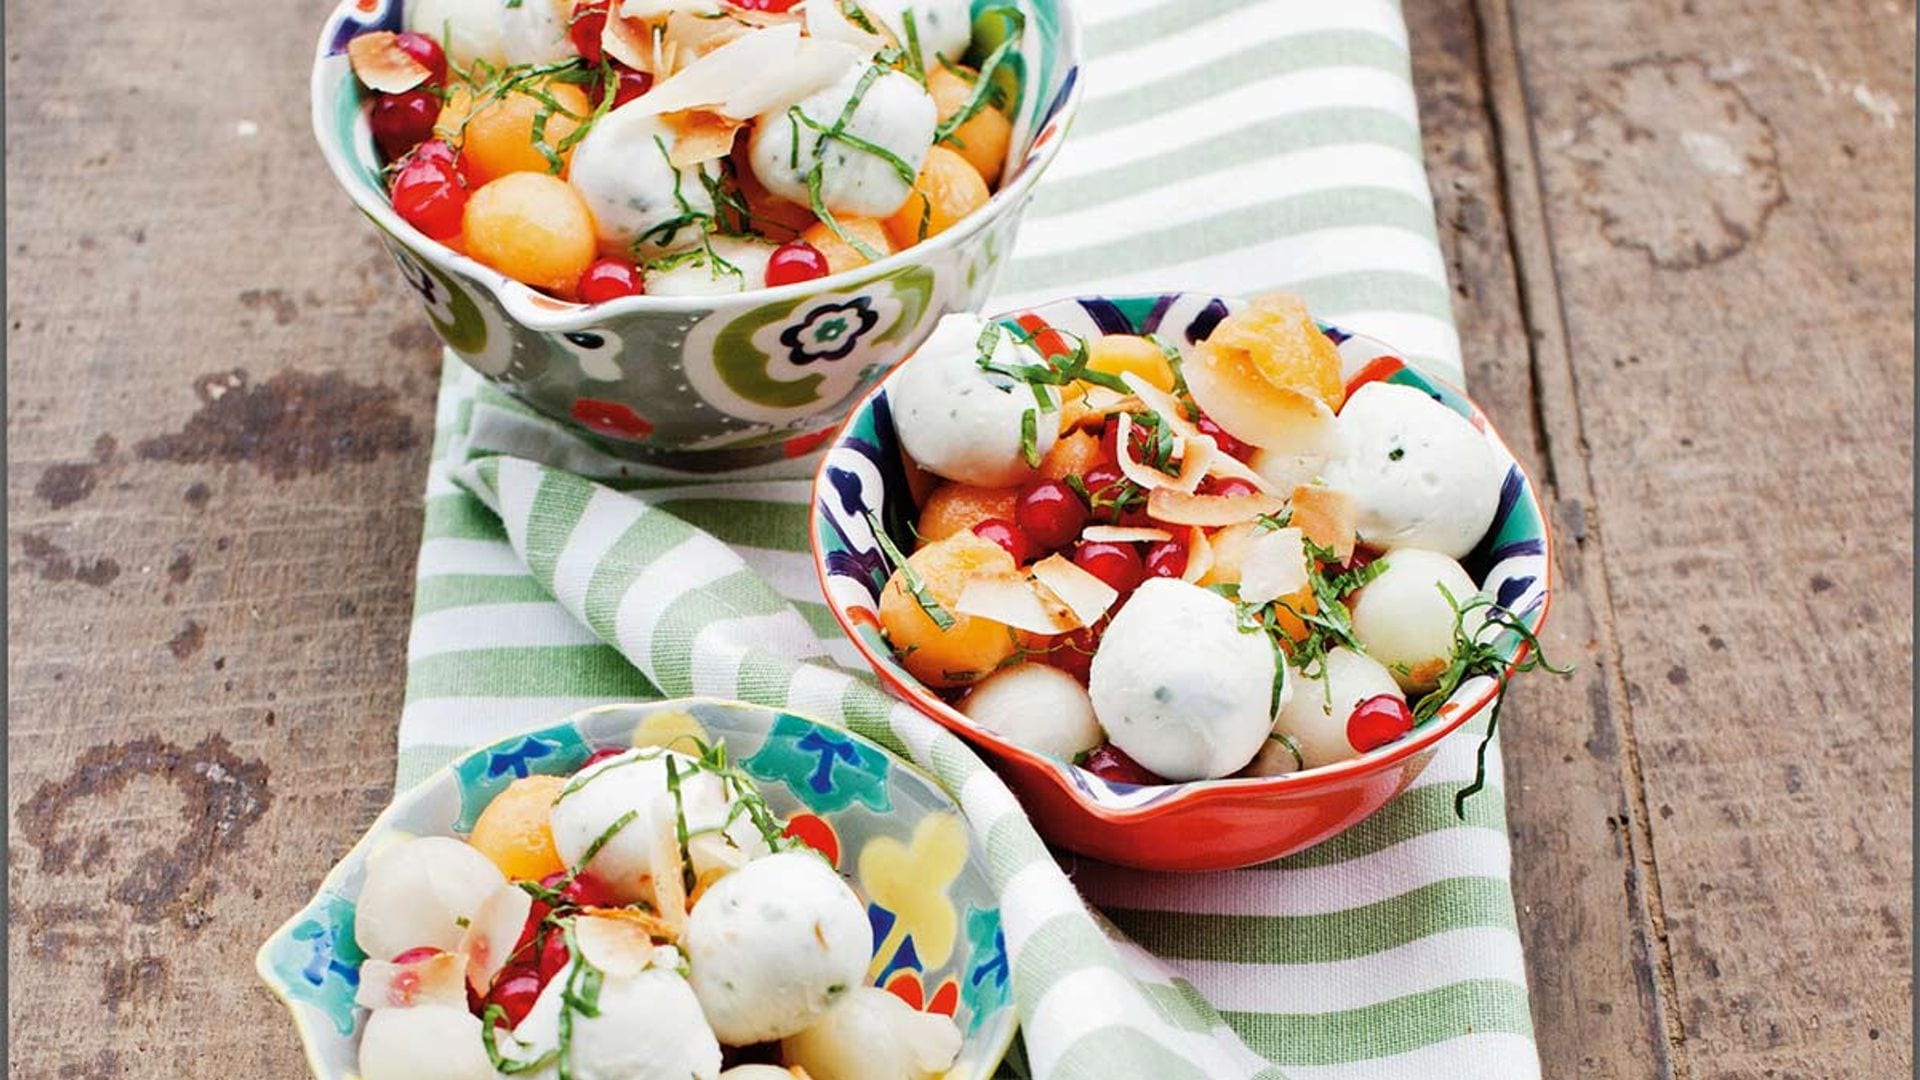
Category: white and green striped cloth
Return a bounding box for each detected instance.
[398,2,1538,1076]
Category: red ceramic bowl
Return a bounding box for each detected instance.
[810,292,1553,870]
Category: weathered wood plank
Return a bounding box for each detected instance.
[1410,3,1675,1076]
[1479,0,1915,1075]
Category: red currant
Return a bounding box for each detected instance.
[1072,541,1145,596]
[1081,463,1125,502]
[1194,414,1256,461]
[971,517,1031,565]
[1198,476,1260,499]
[1144,538,1188,579]
[1040,623,1100,681]
[538,929,572,982]
[370,88,440,161]
[568,0,610,64]
[1346,693,1414,753]
[589,67,654,110]
[1015,480,1088,552]
[1080,743,1166,786]
[392,32,447,85]
[485,966,545,1027]
[391,946,443,965]
[577,257,645,304]
[765,240,832,287]
[581,747,627,769]
[728,0,803,10]
[389,144,468,240]
[1097,417,1151,465]
[561,873,618,909]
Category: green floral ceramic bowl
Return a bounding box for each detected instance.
[310,1,1082,469]
[256,699,1017,1078]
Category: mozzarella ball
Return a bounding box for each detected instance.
[359,1004,496,1080]
[863,0,974,67]
[748,64,936,218]
[1350,549,1484,692]
[1320,383,1506,558]
[549,749,770,905]
[684,850,871,1045]
[513,960,723,1080]
[961,662,1103,760]
[1271,647,1405,769]
[781,986,962,1080]
[890,312,1059,487]
[569,106,722,257]
[644,236,779,296]
[405,0,505,68]
[499,0,574,63]
[354,836,505,959]
[1087,579,1277,781]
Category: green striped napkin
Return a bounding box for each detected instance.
[398,1,1538,1076]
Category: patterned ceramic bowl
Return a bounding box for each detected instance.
[310,1,1082,470]
[256,699,1017,1078]
[811,292,1555,871]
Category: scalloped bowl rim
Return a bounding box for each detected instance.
[808,296,1556,825]
[254,697,1019,1080]
[307,0,1085,333]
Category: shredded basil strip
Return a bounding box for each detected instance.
[867,510,956,630]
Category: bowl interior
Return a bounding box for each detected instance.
[310,0,1083,326]
[257,699,1017,1080]
[813,292,1551,814]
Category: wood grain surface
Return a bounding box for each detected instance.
[5,2,1912,1078]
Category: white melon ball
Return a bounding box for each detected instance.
[961,662,1102,760]
[568,106,722,257]
[359,1004,496,1080]
[499,0,574,64]
[1350,548,1484,692]
[354,836,505,960]
[1248,447,1327,494]
[1320,382,1506,558]
[890,312,1058,487]
[1087,578,1277,781]
[644,236,780,296]
[863,0,974,66]
[405,0,505,68]
[1271,647,1407,769]
[781,986,962,1080]
[748,64,936,218]
[684,850,871,1045]
[549,749,770,905]
[511,959,723,1080]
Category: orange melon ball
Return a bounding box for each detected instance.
[917,484,1020,544]
[1086,334,1177,393]
[1199,523,1317,640]
[1210,293,1346,409]
[462,173,597,295]
[800,216,896,275]
[884,145,991,249]
[927,66,1013,185]
[467,774,567,880]
[438,80,591,187]
[1039,429,1104,481]
[878,531,1019,688]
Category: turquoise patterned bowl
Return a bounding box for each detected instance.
[310,0,1082,469]
[256,699,1017,1079]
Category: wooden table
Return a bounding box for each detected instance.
[7,1,1912,1076]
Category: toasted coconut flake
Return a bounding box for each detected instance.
[457,883,533,994]
[603,14,662,73]
[355,951,468,1010]
[573,911,676,978]
[1202,448,1272,491]
[1080,385,1144,420]
[620,0,724,16]
[1082,525,1173,543]
[1184,343,1340,456]
[1238,526,1309,605]
[648,793,689,933]
[663,8,754,56]
[348,32,432,93]
[1181,526,1214,583]
[1031,555,1119,627]
[636,25,857,120]
[1147,487,1288,528]
[663,109,744,165]
[957,573,1080,634]
[1288,484,1357,562]
[1114,414,1213,495]
[1118,373,1204,443]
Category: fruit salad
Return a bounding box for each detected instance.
[343,0,1019,301]
[350,741,961,1080]
[871,294,1556,786]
